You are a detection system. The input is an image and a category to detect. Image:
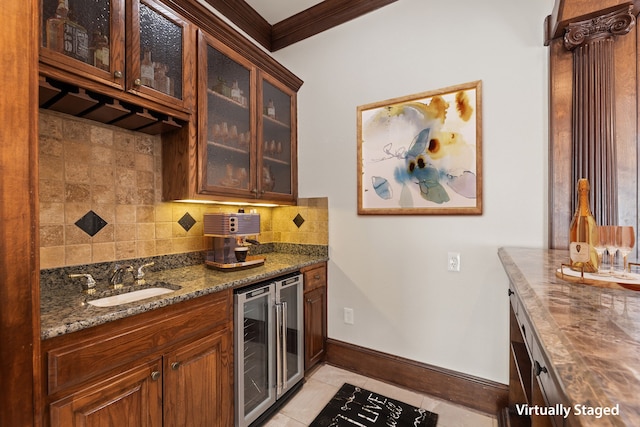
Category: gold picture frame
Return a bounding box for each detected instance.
[357,80,482,215]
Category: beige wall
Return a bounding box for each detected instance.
[276,0,552,383]
[39,110,327,269]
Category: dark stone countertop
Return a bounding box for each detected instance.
[499,247,640,426]
[41,252,328,340]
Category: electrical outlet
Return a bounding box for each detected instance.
[343,307,354,324]
[448,252,461,272]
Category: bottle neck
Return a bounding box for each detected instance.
[56,0,69,18]
[577,189,592,216]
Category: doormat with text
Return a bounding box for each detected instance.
[309,383,438,427]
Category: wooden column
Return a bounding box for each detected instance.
[0,0,40,426]
[564,5,635,226]
[546,0,639,249]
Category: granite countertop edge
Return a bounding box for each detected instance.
[41,252,328,340]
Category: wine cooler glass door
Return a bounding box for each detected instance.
[276,274,304,398]
[235,284,275,427]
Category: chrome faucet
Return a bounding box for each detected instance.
[69,273,97,294]
[110,264,133,288]
[133,262,155,282]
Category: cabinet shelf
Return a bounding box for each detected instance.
[208,140,250,155]
[263,155,290,166]
[207,88,249,110]
[263,114,290,129]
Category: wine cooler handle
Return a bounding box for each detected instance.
[281,301,288,393]
[275,302,283,396]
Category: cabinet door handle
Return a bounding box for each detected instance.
[151,371,161,381]
[171,362,181,370]
[306,298,312,303]
[114,70,123,79]
[134,78,142,86]
[314,274,321,280]
[534,360,548,376]
[508,289,514,296]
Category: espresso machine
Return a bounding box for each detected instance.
[203,212,265,270]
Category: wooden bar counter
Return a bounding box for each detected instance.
[498,247,640,427]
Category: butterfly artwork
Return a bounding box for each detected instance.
[357,81,482,215]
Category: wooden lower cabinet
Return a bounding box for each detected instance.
[164,327,232,427]
[42,290,233,427]
[50,359,163,427]
[302,263,327,371]
[502,288,567,427]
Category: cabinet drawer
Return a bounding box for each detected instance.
[532,336,566,427]
[45,290,231,395]
[512,293,534,354]
[303,264,326,292]
[509,286,518,316]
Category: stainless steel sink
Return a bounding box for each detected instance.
[88,285,178,307]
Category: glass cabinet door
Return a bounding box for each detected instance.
[259,76,296,200]
[235,285,276,427]
[41,0,125,86]
[129,0,192,107]
[199,33,255,197]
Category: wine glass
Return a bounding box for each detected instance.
[601,225,618,274]
[594,226,607,274]
[616,226,635,277]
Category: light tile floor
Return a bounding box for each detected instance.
[264,364,498,427]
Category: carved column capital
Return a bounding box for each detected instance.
[563,5,635,51]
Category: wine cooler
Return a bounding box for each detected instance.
[234,273,304,427]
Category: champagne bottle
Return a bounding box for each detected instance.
[569,179,599,272]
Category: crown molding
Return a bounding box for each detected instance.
[204,0,397,52]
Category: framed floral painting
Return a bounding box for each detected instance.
[357,80,482,215]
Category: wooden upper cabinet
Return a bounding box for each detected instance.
[41,0,126,89]
[39,0,301,204]
[258,72,297,203]
[40,0,195,112]
[197,31,257,200]
[126,0,195,111]
[184,29,298,204]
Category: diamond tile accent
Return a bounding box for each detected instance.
[293,213,305,228]
[178,212,196,232]
[75,210,108,237]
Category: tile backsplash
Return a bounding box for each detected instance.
[39,110,328,269]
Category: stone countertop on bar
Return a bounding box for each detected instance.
[41,252,328,340]
[498,247,640,427]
